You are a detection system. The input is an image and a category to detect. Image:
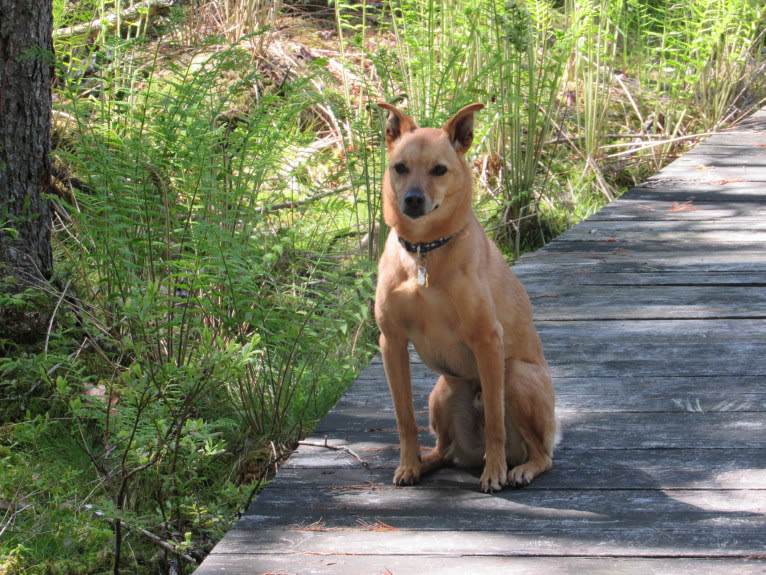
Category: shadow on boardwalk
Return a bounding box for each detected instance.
[195,110,766,574]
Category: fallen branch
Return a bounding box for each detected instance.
[54,0,174,42]
[86,505,198,565]
[255,186,349,215]
[604,133,713,159]
[299,437,370,469]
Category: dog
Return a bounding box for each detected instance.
[374,101,557,493]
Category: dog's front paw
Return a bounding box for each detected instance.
[393,464,421,486]
[479,462,508,493]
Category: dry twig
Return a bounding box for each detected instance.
[298,437,370,469]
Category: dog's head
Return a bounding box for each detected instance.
[378,101,484,241]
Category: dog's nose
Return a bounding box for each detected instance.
[402,188,426,218]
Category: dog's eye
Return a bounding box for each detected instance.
[393,162,409,175]
[430,164,448,176]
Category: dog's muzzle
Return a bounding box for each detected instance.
[402,188,427,219]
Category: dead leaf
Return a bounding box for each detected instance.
[303,519,326,531]
[669,200,696,211]
[356,518,398,531]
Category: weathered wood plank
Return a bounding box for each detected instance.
[332,376,766,417]
[678,143,766,160]
[357,319,766,380]
[552,376,766,412]
[193,555,766,575]
[538,319,766,378]
[310,410,766,451]
[586,181,766,221]
[335,369,766,412]
[650,159,766,181]
[515,251,766,274]
[516,268,766,287]
[209,526,766,559]
[533,240,766,266]
[235,484,766,530]
[286,438,760,479]
[526,285,766,320]
[552,219,766,242]
[629,178,766,196]
[683,130,766,149]
[279,448,766,490]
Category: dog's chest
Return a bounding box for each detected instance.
[390,284,478,380]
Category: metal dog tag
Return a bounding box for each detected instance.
[417,265,427,287]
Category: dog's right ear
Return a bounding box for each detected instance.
[378,101,418,151]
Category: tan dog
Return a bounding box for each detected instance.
[374,102,557,492]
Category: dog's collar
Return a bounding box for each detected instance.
[398,235,455,255]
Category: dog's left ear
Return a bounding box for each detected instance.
[443,103,484,154]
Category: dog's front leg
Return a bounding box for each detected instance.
[472,322,509,493]
[380,332,421,485]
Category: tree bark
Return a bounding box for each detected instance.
[0,0,55,342]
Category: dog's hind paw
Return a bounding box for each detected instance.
[507,463,537,488]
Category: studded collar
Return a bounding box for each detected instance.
[397,235,455,256]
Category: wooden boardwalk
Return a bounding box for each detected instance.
[196,111,766,574]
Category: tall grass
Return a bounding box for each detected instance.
[484,1,569,253]
[647,0,764,131]
[222,0,281,50]
[333,0,765,254]
[333,0,567,254]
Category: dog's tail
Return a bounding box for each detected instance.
[549,418,563,455]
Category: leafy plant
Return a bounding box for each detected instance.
[482,0,569,255]
[20,23,376,573]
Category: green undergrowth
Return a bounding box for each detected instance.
[3,20,378,575]
[3,0,765,573]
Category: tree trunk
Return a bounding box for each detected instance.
[0,0,55,342]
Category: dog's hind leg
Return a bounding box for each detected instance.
[508,430,553,487]
[423,376,492,476]
[505,359,556,487]
[420,376,452,475]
